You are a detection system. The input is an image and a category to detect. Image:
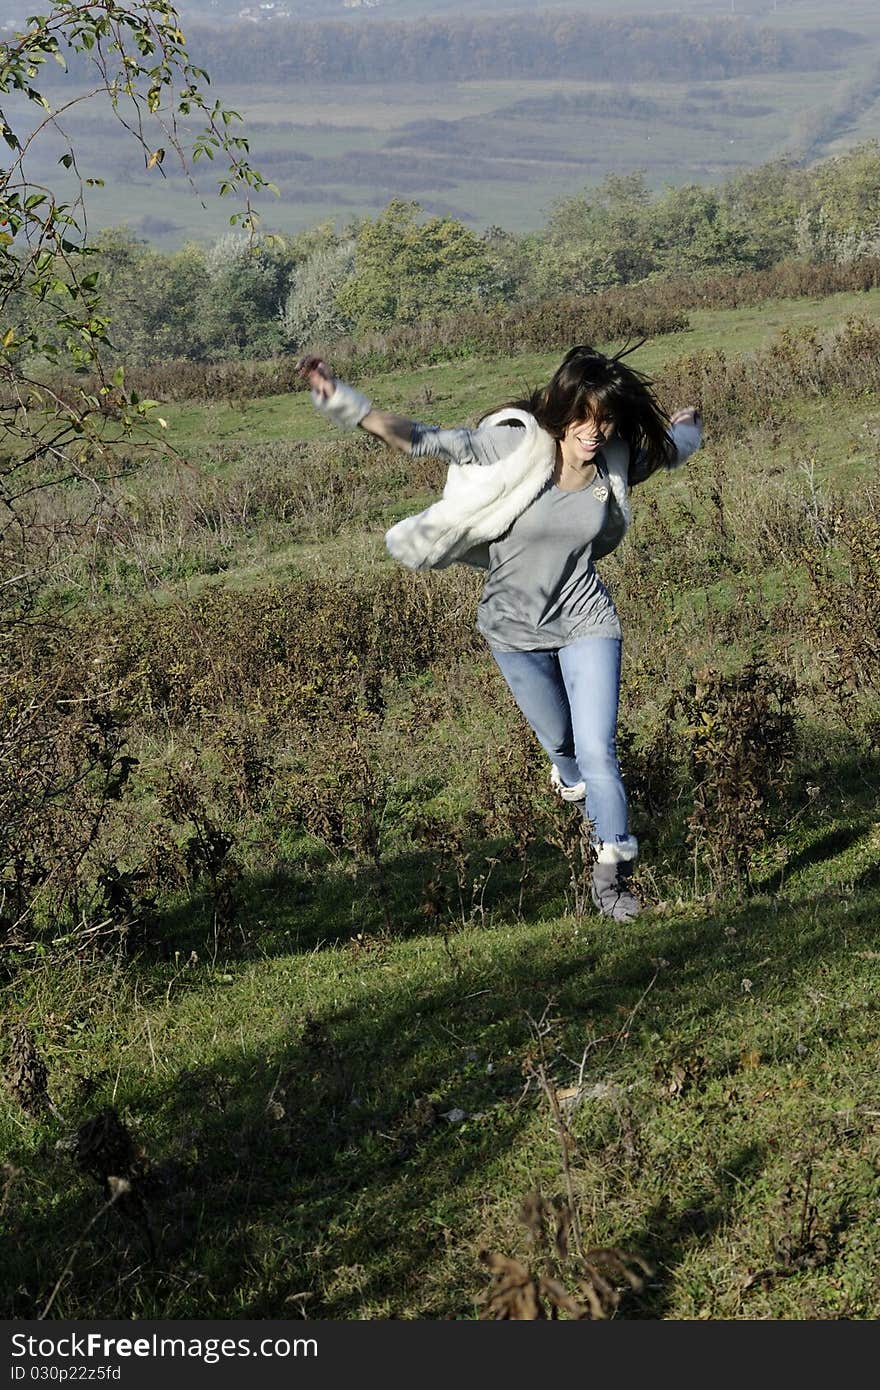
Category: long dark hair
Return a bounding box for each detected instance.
[486,343,675,475]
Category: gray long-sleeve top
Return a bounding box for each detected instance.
[410,422,622,652]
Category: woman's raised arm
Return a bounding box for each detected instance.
[296,356,416,453]
[667,407,703,466]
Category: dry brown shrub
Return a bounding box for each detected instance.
[30,254,880,410]
[480,1194,651,1320]
[676,659,797,895]
[657,315,880,434]
[4,1022,51,1116]
[98,569,483,732]
[798,494,880,732]
[0,650,140,947]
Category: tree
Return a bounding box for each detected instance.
[479,224,534,305]
[0,2,275,942]
[280,238,356,354]
[336,199,495,335]
[794,143,880,264]
[651,184,752,277]
[1,0,277,627]
[69,225,211,364]
[200,230,292,360]
[531,173,657,298]
[718,159,804,270]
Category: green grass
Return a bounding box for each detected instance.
[3,280,880,1320]
[5,800,880,1318]
[151,283,880,452]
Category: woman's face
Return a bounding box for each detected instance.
[560,407,616,467]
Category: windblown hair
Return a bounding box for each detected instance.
[486,343,675,476]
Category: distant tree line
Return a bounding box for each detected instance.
[10,144,880,369]
[39,13,855,86]
[186,15,853,83]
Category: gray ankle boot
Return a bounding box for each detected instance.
[591,845,641,923]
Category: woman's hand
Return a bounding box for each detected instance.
[296,355,335,400]
[296,355,414,450]
[670,407,701,428]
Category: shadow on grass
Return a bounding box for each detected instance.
[5,744,880,1317]
[622,1144,767,1320]
[145,743,880,973]
[138,831,575,965]
[5,859,880,1318]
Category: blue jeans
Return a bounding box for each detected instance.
[492,636,629,846]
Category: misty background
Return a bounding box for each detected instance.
[3,0,879,247]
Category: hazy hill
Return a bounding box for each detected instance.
[8,1,880,243]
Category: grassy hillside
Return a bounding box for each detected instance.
[2,285,880,1319]
[153,282,880,449]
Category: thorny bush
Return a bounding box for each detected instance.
[33,253,880,406]
[0,648,139,952]
[676,659,798,895]
[799,497,880,739]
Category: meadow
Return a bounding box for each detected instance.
[2,270,880,1318]
[11,0,880,245]
[12,70,858,243]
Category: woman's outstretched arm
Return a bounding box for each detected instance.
[629,406,703,486]
[296,355,523,467]
[296,356,416,453]
[669,407,702,453]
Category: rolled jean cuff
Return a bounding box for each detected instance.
[595,835,639,864]
[550,763,586,802]
[311,379,372,430]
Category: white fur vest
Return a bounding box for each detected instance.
[385,408,633,572]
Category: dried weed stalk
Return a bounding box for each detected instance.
[480,1193,650,1320]
[800,500,880,733]
[478,723,545,916]
[545,803,595,922]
